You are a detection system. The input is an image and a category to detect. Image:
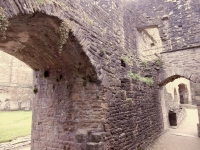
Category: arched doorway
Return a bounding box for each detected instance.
[159,75,199,137]
[0,12,103,150]
[178,84,189,104]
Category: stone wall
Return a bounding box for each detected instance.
[135,0,200,52]
[134,0,200,137]
[136,26,163,61]
[0,0,166,149]
[190,82,200,105]
[160,48,200,84]
[0,0,200,149]
[0,51,33,111]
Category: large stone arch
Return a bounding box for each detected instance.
[159,48,200,86]
[158,69,197,86]
[0,0,100,77]
[0,2,105,149]
[159,49,200,137]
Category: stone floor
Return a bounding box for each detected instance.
[0,135,30,150]
[146,108,200,150]
[14,145,30,150]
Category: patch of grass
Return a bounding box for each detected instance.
[129,71,154,86]
[142,60,147,67]
[0,111,32,143]
[154,53,162,66]
[35,0,47,4]
[126,98,132,101]
[155,58,162,66]
[121,56,130,65]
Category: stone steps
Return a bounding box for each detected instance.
[75,130,106,150]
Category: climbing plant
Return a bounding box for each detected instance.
[0,7,9,40]
[59,20,70,54]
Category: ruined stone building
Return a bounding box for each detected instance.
[0,50,33,111]
[0,0,200,149]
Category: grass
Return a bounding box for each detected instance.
[129,71,154,86]
[0,111,32,143]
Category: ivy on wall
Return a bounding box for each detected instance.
[0,7,9,40]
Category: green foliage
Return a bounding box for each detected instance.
[143,77,153,86]
[99,49,105,57]
[0,111,32,143]
[155,58,162,66]
[35,0,47,4]
[129,71,140,80]
[59,20,70,54]
[154,53,162,66]
[121,56,130,65]
[56,75,62,82]
[142,60,147,67]
[129,71,154,86]
[0,7,9,40]
[83,80,87,86]
[126,98,132,101]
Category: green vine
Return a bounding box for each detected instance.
[0,7,9,40]
[59,20,70,54]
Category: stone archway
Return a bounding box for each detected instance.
[159,75,200,137]
[0,12,104,149]
[178,84,189,104]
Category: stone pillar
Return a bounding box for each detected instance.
[31,70,104,150]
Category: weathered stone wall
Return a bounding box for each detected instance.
[160,48,200,84]
[133,0,200,137]
[132,0,200,83]
[1,0,200,149]
[0,0,166,149]
[0,51,33,111]
[135,0,200,52]
[105,61,163,150]
[190,82,200,105]
[136,26,163,61]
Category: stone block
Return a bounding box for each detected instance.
[75,129,88,143]
[90,132,106,143]
[86,142,103,150]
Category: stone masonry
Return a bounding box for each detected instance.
[0,0,200,150]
